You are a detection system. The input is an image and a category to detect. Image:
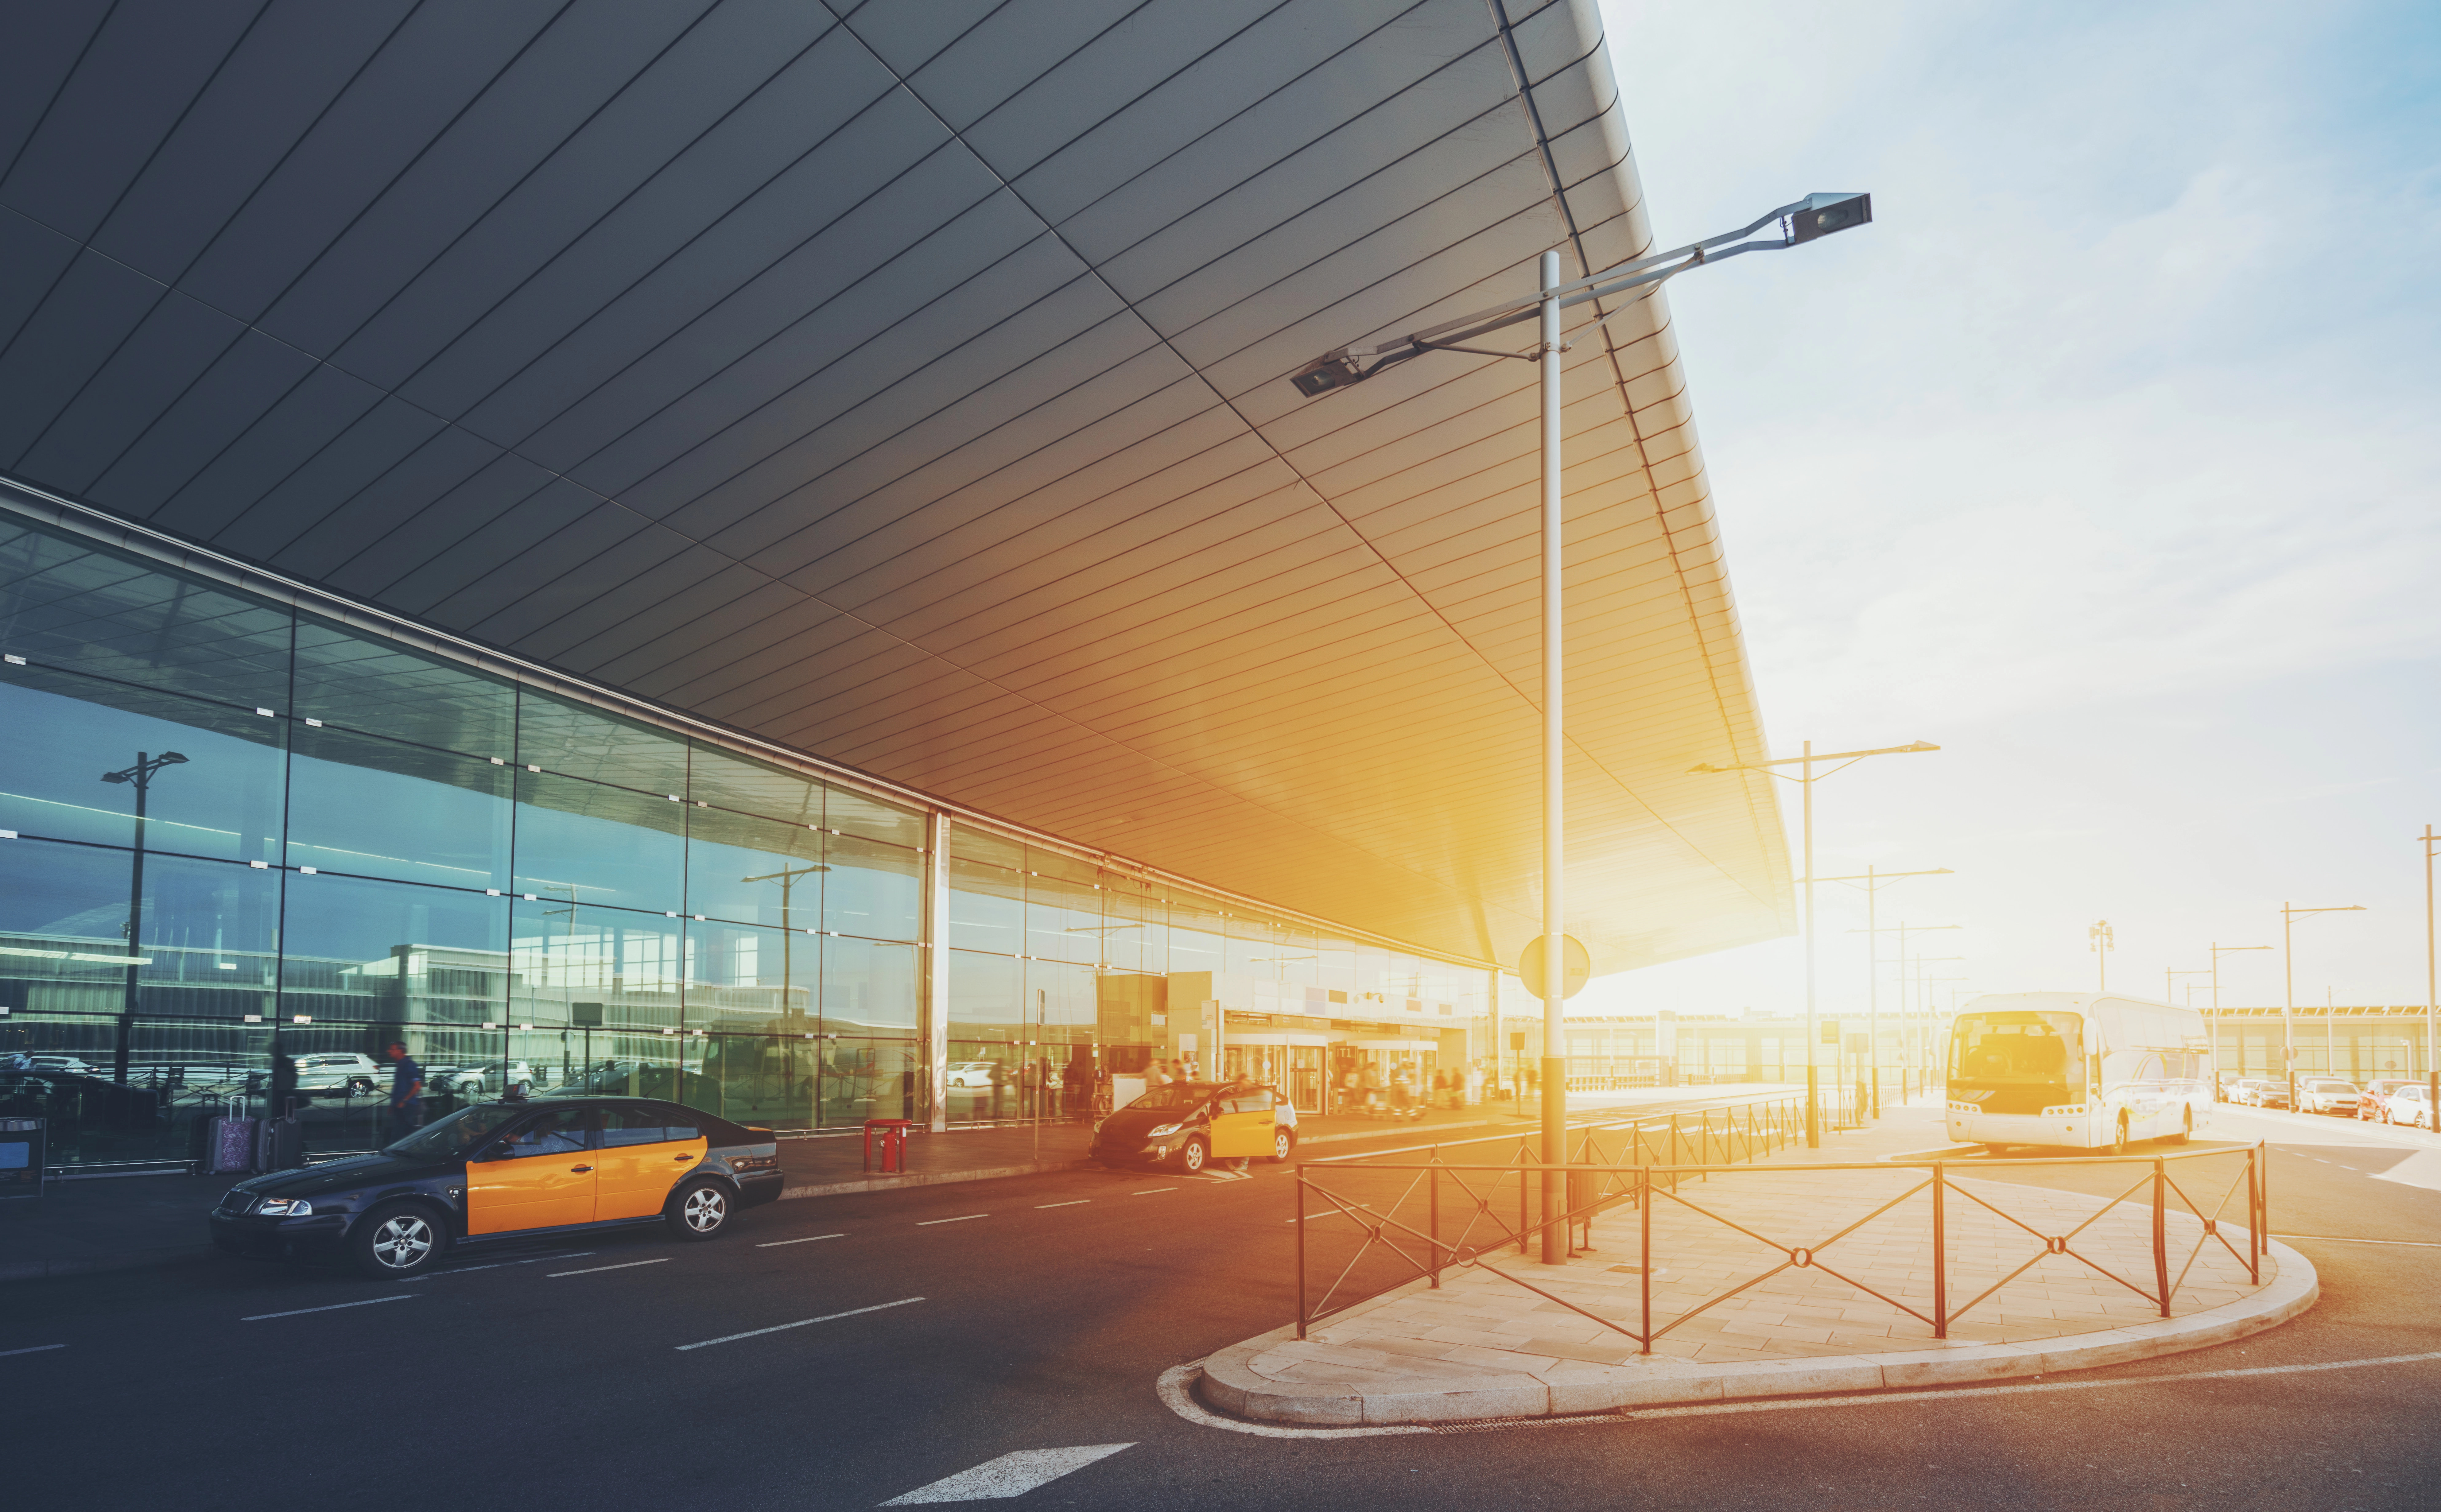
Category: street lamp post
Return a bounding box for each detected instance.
[1817,867,1952,1114]
[2165,967,2211,1009]
[101,750,188,1085]
[2422,827,2438,1135]
[2209,943,2271,1096]
[1293,193,1874,1254]
[1844,913,1959,1106]
[2282,902,2366,1113]
[2089,920,2114,993]
[1694,742,1941,1146]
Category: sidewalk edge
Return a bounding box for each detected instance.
[1200,1241,2318,1426]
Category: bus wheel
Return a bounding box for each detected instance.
[2173,1108,2193,1144]
[2111,1114,2131,1156]
[1982,1143,2008,1157]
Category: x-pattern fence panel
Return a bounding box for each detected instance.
[1295,1140,2266,1352]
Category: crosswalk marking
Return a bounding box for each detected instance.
[880,1444,1134,1504]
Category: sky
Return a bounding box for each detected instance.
[1574,0,2441,1020]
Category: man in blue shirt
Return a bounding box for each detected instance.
[384,1041,424,1143]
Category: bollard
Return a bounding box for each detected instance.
[863,1116,912,1173]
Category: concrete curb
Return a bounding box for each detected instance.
[1197,1241,2318,1427]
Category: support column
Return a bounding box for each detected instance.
[923,811,952,1132]
[1538,246,1566,1265]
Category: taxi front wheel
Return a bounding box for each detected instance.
[1178,1137,1209,1174]
[667,1178,732,1240]
[350,1201,446,1278]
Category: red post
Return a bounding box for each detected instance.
[2153,1156,2171,1316]
[1932,1160,1948,1339]
[1295,1167,1308,1338]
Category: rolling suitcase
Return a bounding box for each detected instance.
[204,1098,258,1175]
[257,1115,303,1171]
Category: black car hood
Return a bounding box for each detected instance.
[1097,1106,1200,1142]
[234,1151,452,1198]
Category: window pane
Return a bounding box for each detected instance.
[956,827,1023,870]
[827,785,923,848]
[685,806,825,928]
[0,664,284,863]
[1167,896,1223,975]
[1026,870,1100,965]
[947,947,1021,1041]
[516,690,686,795]
[683,918,814,1032]
[688,740,819,825]
[823,834,918,942]
[0,523,290,710]
[818,1037,917,1126]
[291,618,515,757]
[0,839,277,1023]
[511,771,685,915]
[508,900,682,1032]
[286,724,512,890]
[949,853,1021,953]
[822,936,915,1033]
[279,871,508,1027]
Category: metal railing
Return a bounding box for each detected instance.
[1293,1139,2267,1347]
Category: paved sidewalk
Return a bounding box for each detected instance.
[1204,1102,2312,1423]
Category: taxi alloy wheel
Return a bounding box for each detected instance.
[352,1202,444,1278]
[1271,1128,1294,1162]
[1179,1137,1209,1174]
[669,1179,730,1240]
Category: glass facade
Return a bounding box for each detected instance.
[0,510,1494,1168]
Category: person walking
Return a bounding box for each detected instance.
[382,1041,423,1145]
[1359,1060,1383,1118]
[988,1056,1008,1118]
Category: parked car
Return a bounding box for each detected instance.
[1092,1080,1283,1172]
[2359,1079,2417,1120]
[2225,1078,2276,1108]
[210,1096,781,1278]
[430,1059,540,1097]
[291,1053,384,1094]
[2382,1083,2434,1130]
[946,1060,998,1089]
[2297,1078,2360,1116]
[4,1054,95,1075]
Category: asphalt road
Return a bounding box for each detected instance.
[6,1102,2436,1510]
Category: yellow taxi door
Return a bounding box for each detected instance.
[466,1107,596,1235]
[1212,1089,1274,1159]
[596,1104,710,1221]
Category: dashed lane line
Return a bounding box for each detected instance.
[2279,1234,2441,1247]
[243,1296,415,1322]
[1,1344,67,1357]
[404,1251,593,1280]
[673,1296,923,1351]
[916,1214,988,1226]
[1036,1200,1089,1209]
[758,1234,845,1246]
[548,1258,669,1277]
[1134,1188,1175,1195]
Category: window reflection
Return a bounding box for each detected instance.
[516,691,687,795]
[511,770,685,915]
[291,620,515,757]
[827,786,924,848]
[0,665,283,862]
[684,917,814,1030]
[824,833,918,942]
[0,525,290,710]
[279,872,507,1026]
[508,900,682,1032]
[948,854,1021,952]
[687,740,820,825]
[823,936,917,1033]
[286,724,511,890]
[0,839,278,1019]
[685,806,825,928]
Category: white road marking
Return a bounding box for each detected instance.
[2280,1234,2441,1247]
[758,1234,845,1246]
[0,1344,67,1357]
[880,1444,1135,1504]
[243,1296,416,1322]
[1133,1187,1175,1195]
[916,1214,987,1226]
[404,1250,595,1281]
[673,1296,923,1351]
[1035,1200,1089,1209]
[548,1258,668,1277]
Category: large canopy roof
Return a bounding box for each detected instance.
[0,0,1791,974]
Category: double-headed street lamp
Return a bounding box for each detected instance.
[101,750,187,1086]
[1292,193,1873,1259]
[2089,920,2114,992]
[2283,901,2365,1112]
[2421,828,2439,1140]
[1692,741,1939,1147]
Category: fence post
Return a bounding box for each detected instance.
[1519,1146,1530,1255]
[1429,1158,1441,1288]
[2152,1156,2170,1317]
[1640,1162,1652,1353]
[1295,1167,1307,1339]
[1932,1160,1947,1339]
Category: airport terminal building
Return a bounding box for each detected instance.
[0,1,1791,1167]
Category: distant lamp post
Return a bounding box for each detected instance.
[2088,920,2114,992]
[2207,943,2272,1096]
[2165,967,2211,1006]
[101,750,188,1085]
[1817,867,1952,1114]
[1691,739,1940,1146]
[2282,901,2366,1114]
[1842,907,1959,1109]
[743,864,828,1025]
[2422,827,2439,1142]
[1291,191,1875,1261]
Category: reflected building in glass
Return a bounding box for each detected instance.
[1,503,1496,1167]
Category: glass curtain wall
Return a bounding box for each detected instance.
[0,518,922,1165]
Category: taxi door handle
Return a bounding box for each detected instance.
[673,1154,692,1161]
[569,1165,593,1173]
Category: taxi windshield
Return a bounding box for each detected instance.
[1124,1083,1214,1111]
[385,1103,527,1161]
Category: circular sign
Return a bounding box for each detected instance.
[1517,934,1591,1000]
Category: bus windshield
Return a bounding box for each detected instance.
[1950,1013,2082,1084]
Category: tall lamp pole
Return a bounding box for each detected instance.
[101,750,188,1085]
[2165,967,2211,1006]
[2209,943,2271,1096]
[1694,743,1941,1146]
[2089,920,2114,993]
[1818,867,1952,1113]
[2422,827,2438,1130]
[2282,902,2366,1113]
[1292,192,1875,1256]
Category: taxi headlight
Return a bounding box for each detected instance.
[1144,1122,1183,1138]
[257,1197,313,1217]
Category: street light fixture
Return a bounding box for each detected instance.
[1290,192,1874,1262]
[1692,740,1940,1146]
[2088,920,2114,992]
[2422,827,2439,1144]
[1815,867,1952,1115]
[2282,901,2366,1114]
[100,750,187,1085]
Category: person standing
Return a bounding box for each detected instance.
[988,1057,1009,1119]
[383,1041,423,1145]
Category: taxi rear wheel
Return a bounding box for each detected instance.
[350,1201,446,1278]
[1270,1127,1295,1162]
[668,1178,731,1240]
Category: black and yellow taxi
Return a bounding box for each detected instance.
[209,1096,782,1278]
[1090,1080,1286,1172]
